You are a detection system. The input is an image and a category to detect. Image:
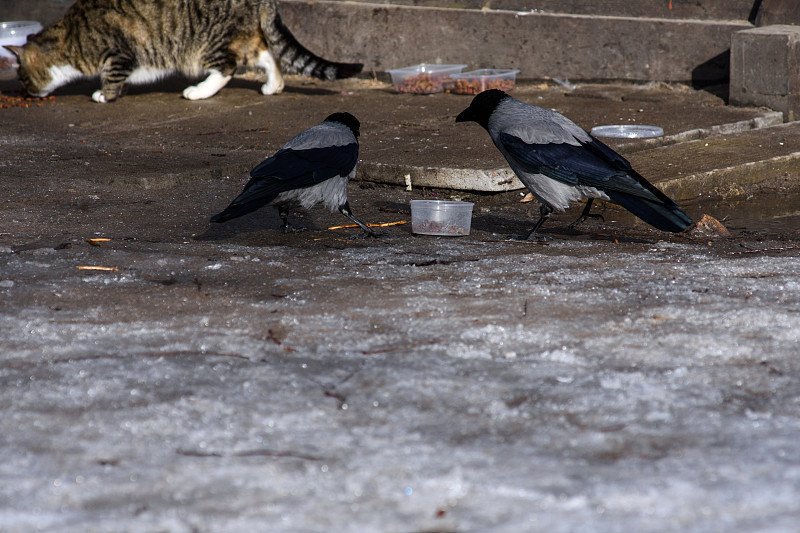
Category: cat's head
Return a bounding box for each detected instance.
[4,43,82,98]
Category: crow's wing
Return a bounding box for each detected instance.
[210,141,357,223]
[496,131,675,206]
[496,130,691,231]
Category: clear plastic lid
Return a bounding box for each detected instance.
[590,125,664,139]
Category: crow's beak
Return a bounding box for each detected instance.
[455,107,475,123]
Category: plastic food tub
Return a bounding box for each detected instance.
[411,200,474,236]
[387,64,467,94]
[452,69,520,95]
[590,125,664,139]
[0,21,42,80]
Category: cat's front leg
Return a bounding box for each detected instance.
[183,70,233,100]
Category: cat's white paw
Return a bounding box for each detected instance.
[183,71,232,100]
[257,50,283,95]
[261,78,284,95]
[182,85,209,100]
[91,90,108,103]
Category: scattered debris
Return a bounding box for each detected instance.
[0,90,55,109]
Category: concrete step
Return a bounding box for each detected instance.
[632,121,800,201]
[280,0,751,83]
[318,0,757,21]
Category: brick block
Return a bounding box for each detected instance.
[730,25,800,122]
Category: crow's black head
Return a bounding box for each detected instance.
[325,112,360,138]
[455,89,509,129]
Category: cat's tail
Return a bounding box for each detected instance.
[261,2,362,80]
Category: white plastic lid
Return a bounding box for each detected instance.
[590,125,664,139]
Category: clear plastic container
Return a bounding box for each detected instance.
[590,125,664,138]
[386,64,467,94]
[0,21,43,80]
[452,69,520,95]
[411,200,474,236]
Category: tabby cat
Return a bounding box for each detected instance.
[4,0,362,103]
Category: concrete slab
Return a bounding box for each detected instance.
[626,121,800,201]
[329,0,757,21]
[730,24,800,122]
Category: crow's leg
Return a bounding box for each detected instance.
[340,202,384,238]
[278,207,306,233]
[512,203,553,241]
[567,198,605,229]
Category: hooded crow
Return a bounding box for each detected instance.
[210,112,380,236]
[456,89,692,240]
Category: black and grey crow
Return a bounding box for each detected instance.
[456,89,692,240]
[210,112,379,236]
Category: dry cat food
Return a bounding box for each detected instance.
[452,69,520,95]
[395,73,457,94]
[0,90,56,108]
[453,77,516,94]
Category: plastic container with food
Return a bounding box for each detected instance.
[0,21,42,80]
[387,64,467,94]
[411,200,474,236]
[452,69,520,95]
[590,125,664,139]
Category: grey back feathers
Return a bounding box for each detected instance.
[491,100,591,147]
[282,113,360,151]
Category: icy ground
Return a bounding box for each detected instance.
[1,233,799,532]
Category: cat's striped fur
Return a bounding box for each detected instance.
[5,0,362,102]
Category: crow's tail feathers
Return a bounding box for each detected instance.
[606,191,692,233]
[210,201,265,223]
[210,179,285,223]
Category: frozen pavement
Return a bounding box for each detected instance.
[2,77,800,531]
[3,218,800,532]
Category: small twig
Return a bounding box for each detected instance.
[77,265,119,271]
[328,220,406,230]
